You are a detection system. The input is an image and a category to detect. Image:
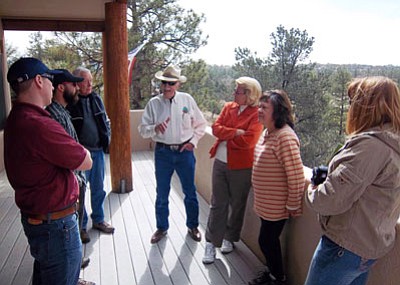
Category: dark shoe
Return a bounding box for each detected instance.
[188,227,201,242]
[93,221,115,234]
[81,257,90,269]
[248,270,272,285]
[150,229,167,244]
[78,278,96,285]
[80,229,91,244]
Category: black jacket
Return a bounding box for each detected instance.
[67,92,111,153]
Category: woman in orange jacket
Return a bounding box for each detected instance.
[202,77,263,264]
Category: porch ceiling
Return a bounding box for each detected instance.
[0,0,113,22]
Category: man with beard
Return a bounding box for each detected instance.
[46,69,95,285]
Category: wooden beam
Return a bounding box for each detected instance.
[104,2,133,193]
[1,19,105,32]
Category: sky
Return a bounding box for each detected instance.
[5,0,400,66]
[178,0,400,66]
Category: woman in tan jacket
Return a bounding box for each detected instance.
[305,76,400,285]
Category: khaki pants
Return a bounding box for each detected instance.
[205,159,252,247]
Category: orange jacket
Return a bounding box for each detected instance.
[209,102,263,170]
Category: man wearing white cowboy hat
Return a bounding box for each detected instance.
[139,65,207,244]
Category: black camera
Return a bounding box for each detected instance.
[311,165,328,186]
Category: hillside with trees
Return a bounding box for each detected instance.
[5,0,400,167]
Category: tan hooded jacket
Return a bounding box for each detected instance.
[307,124,400,259]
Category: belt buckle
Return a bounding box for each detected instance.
[28,218,43,225]
[171,145,180,151]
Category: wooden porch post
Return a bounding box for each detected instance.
[103,0,133,193]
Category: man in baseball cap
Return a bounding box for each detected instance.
[52,68,84,88]
[7,57,62,85]
[5,57,93,284]
[46,69,95,284]
[51,69,84,105]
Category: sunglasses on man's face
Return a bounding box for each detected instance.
[40,73,54,82]
[161,81,177,86]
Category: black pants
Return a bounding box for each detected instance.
[258,218,287,281]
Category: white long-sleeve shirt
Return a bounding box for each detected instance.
[138,91,207,147]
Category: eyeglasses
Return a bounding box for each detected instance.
[233,90,246,96]
[161,81,177,86]
[40,73,54,82]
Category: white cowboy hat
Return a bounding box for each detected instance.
[155,65,187,83]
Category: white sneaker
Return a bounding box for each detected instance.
[202,242,216,264]
[221,239,234,254]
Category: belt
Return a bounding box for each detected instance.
[156,140,190,151]
[25,203,78,225]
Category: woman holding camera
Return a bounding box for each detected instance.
[249,90,305,285]
[305,76,400,285]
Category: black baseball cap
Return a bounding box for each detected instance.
[7,57,62,84]
[52,69,84,88]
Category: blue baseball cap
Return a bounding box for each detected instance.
[52,69,84,88]
[7,57,62,84]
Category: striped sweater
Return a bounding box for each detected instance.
[252,125,305,221]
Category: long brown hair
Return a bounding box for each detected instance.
[346,76,400,134]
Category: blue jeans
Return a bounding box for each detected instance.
[83,149,106,228]
[154,145,199,230]
[21,213,82,285]
[304,236,376,285]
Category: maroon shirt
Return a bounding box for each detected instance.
[4,102,87,215]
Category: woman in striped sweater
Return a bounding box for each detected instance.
[249,90,305,285]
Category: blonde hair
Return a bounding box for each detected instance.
[346,76,400,134]
[235,77,262,107]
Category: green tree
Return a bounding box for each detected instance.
[51,32,103,93]
[5,42,20,67]
[233,25,335,166]
[328,67,352,136]
[180,60,209,104]
[26,32,45,60]
[269,25,315,89]
[206,64,238,102]
[233,47,271,89]
[127,0,208,108]
[23,0,207,109]
[26,32,104,94]
[180,60,224,122]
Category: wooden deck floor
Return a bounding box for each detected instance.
[0,151,263,285]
